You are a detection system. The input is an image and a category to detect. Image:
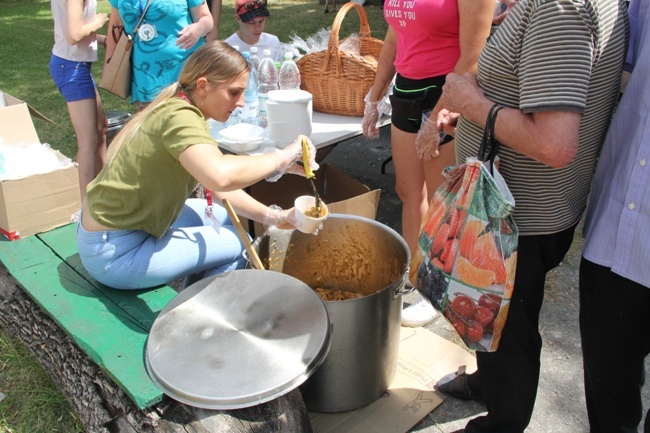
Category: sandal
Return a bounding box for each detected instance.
[435,366,483,402]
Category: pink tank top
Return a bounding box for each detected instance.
[384,0,460,79]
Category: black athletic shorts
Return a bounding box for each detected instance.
[389,73,453,144]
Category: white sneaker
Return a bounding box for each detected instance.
[401,296,438,327]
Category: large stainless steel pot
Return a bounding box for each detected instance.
[252,214,412,412]
[105,110,132,145]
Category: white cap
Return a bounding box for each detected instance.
[263,49,272,57]
[250,46,258,53]
[284,51,294,60]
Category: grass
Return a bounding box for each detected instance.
[0,0,387,158]
[0,328,84,433]
[0,1,387,430]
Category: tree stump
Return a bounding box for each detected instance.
[0,264,313,433]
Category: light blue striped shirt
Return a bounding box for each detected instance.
[582,0,650,288]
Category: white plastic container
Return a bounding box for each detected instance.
[294,195,328,234]
[266,89,313,147]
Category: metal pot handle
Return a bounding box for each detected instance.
[394,274,416,298]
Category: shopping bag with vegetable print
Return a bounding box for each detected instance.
[409,105,518,352]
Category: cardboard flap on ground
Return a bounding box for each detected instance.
[309,327,477,433]
[0,93,77,240]
[246,164,381,236]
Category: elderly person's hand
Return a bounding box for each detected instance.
[492,0,518,25]
[442,72,485,118]
[437,108,460,137]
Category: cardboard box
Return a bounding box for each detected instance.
[245,163,381,237]
[0,93,79,240]
[309,327,478,433]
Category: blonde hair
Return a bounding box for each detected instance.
[107,41,250,160]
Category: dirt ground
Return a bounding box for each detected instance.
[323,128,650,433]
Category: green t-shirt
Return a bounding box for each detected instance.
[86,98,216,238]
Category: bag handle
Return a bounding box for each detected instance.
[111,24,124,44]
[322,2,372,76]
[112,0,152,43]
[132,0,153,40]
[478,104,504,175]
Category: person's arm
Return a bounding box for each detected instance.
[415,0,493,158]
[443,72,580,168]
[179,144,280,192]
[429,0,493,116]
[178,136,316,226]
[368,26,397,104]
[65,0,108,45]
[205,0,222,42]
[454,0,494,75]
[96,33,106,48]
[362,26,397,138]
[177,2,213,49]
[212,189,295,227]
[178,135,318,192]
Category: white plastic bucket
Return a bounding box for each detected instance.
[266,90,313,147]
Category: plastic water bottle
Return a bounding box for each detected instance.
[279,52,301,90]
[249,46,261,71]
[241,51,260,126]
[257,49,279,128]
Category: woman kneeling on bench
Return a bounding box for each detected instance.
[77,41,317,290]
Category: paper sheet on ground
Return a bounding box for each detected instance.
[309,327,477,433]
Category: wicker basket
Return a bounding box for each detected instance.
[296,2,383,117]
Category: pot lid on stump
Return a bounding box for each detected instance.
[145,269,331,410]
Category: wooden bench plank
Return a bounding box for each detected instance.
[0,230,165,409]
[39,224,178,329]
[0,231,54,270]
[1,229,317,432]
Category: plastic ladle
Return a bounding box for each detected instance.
[301,137,322,214]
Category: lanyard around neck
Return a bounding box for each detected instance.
[138,0,149,18]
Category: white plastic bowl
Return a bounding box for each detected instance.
[219,138,262,152]
[294,195,329,234]
[219,123,265,143]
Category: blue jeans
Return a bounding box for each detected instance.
[77,199,248,290]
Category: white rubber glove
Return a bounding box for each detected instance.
[362,101,380,139]
[415,114,442,161]
[265,135,319,182]
[264,205,300,231]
